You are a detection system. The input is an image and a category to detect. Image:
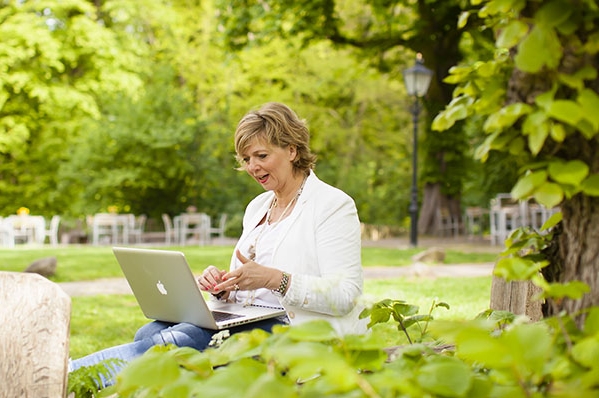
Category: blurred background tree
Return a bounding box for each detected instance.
[0,0,515,236]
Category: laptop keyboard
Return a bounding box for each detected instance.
[211,310,244,322]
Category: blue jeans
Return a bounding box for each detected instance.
[70,318,284,387]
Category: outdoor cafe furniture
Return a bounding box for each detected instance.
[128,214,147,244]
[4,214,46,245]
[208,213,227,241]
[44,215,61,246]
[90,213,136,245]
[464,206,489,239]
[161,213,178,245]
[489,193,559,245]
[174,212,211,245]
[0,218,15,248]
[489,194,524,245]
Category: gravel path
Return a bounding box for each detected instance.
[58,263,495,297]
[56,236,499,297]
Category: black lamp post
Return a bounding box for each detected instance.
[403,53,433,247]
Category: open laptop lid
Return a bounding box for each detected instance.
[112,247,285,330]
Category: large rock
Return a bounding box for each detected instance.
[411,247,446,264]
[24,257,57,278]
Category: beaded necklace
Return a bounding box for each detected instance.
[242,176,307,307]
[248,176,307,261]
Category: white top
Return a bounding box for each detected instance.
[234,214,292,307]
[229,171,366,336]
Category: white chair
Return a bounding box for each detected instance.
[161,214,178,245]
[436,208,459,237]
[464,207,489,239]
[0,218,15,248]
[489,194,524,245]
[128,214,147,244]
[44,215,60,246]
[91,213,118,245]
[208,213,227,242]
[178,213,211,246]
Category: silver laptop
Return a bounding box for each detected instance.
[112,247,286,330]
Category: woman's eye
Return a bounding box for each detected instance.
[258,154,267,159]
[242,157,249,163]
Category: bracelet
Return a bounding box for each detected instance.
[272,272,290,297]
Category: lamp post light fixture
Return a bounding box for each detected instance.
[403,53,433,247]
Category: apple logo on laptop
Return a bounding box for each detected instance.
[156,280,168,295]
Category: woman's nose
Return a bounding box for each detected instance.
[246,158,258,171]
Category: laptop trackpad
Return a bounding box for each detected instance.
[211,310,244,322]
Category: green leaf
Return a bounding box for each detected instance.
[535,87,557,110]
[533,182,564,208]
[198,358,268,395]
[534,0,572,28]
[455,328,510,368]
[547,100,584,126]
[582,174,599,196]
[417,356,473,396]
[528,121,550,155]
[503,323,552,373]
[494,257,541,280]
[432,98,471,131]
[286,320,338,341]
[483,103,532,133]
[583,32,599,54]
[550,122,566,142]
[511,170,548,199]
[522,110,551,154]
[544,281,590,300]
[508,136,526,155]
[584,307,599,335]
[540,211,562,230]
[497,20,529,48]
[559,65,596,90]
[457,11,471,29]
[571,336,599,368]
[117,348,182,393]
[578,88,599,131]
[548,160,589,185]
[515,25,562,72]
[479,0,526,17]
[393,302,419,317]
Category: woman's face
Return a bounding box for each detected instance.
[241,138,297,193]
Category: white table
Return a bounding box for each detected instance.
[174,213,210,245]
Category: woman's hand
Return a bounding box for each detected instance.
[214,250,281,292]
[197,265,227,295]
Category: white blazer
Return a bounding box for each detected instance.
[230,172,367,335]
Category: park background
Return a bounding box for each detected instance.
[0,0,519,239]
[4,0,599,396]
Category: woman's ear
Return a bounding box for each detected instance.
[288,145,298,161]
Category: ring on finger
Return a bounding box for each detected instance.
[234,283,240,291]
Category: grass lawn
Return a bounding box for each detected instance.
[68,276,492,358]
[0,243,498,358]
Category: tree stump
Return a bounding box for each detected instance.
[0,271,71,397]
[490,274,543,321]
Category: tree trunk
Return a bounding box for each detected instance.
[419,183,462,236]
[542,194,599,328]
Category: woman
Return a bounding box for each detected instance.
[70,102,365,384]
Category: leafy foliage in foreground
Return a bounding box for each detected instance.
[67,217,598,397]
[70,302,599,397]
[67,358,124,398]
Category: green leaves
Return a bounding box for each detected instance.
[515,25,562,72]
[416,356,473,396]
[510,160,593,207]
[549,160,588,185]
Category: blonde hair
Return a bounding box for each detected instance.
[234,102,316,175]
